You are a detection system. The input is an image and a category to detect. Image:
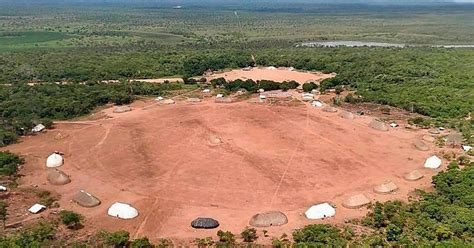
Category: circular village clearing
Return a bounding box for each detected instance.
[2,67,460,244]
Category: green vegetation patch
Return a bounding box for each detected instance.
[0,151,24,176]
[0,31,71,46]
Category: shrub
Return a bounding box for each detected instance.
[342,226,355,240]
[112,93,132,105]
[15,221,56,247]
[302,82,317,92]
[0,201,7,227]
[216,230,235,245]
[408,117,432,128]
[280,80,299,91]
[0,130,17,147]
[272,233,291,248]
[0,151,24,176]
[458,156,471,166]
[59,210,83,229]
[344,93,361,103]
[36,190,57,207]
[386,223,402,241]
[184,78,197,85]
[195,237,214,248]
[292,224,346,247]
[211,77,226,88]
[258,80,280,91]
[131,237,154,248]
[436,225,453,241]
[271,238,292,248]
[101,230,130,247]
[241,226,258,242]
[156,239,172,248]
[41,119,54,129]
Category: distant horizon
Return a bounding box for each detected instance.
[2,0,474,4]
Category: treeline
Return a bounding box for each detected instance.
[0,82,182,146]
[1,47,472,121]
[210,77,299,92]
[353,160,474,246]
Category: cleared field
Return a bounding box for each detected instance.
[207,67,335,84]
[4,98,443,243]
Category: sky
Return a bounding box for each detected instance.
[3,0,474,3]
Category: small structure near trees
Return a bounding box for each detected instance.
[46,153,64,168]
[113,106,131,113]
[107,202,138,219]
[424,155,442,169]
[374,181,398,194]
[304,203,336,220]
[47,169,71,185]
[28,203,46,214]
[73,190,101,208]
[404,170,424,181]
[249,211,288,227]
[342,194,371,209]
[191,217,220,229]
[32,124,46,133]
[369,119,389,132]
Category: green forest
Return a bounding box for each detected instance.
[1,47,472,146]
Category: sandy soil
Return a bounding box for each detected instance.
[130,78,184,84]
[2,97,445,245]
[207,67,335,84]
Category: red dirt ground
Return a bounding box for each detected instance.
[2,97,445,245]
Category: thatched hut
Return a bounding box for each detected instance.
[369,119,389,132]
[73,190,101,208]
[47,169,71,185]
[342,194,371,209]
[249,211,288,227]
[374,181,398,194]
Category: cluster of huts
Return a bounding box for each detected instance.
[25,152,138,220]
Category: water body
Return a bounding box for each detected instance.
[300,41,474,48]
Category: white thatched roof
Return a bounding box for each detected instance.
[304,203,336,220]
[107,202,138,219]
[424,155,442,169]
[312,100,323,107]
[28,203,46,214]
[32,124,46,133]
[46,153,63,168]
